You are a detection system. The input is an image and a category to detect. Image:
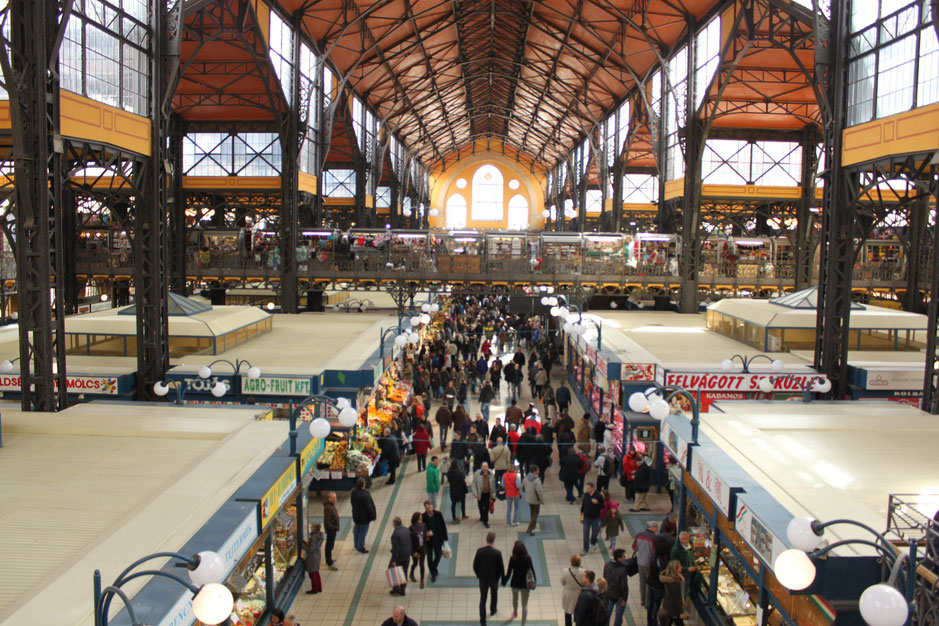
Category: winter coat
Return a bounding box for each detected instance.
[521,472,545,505]
[574,585,607,626]
[633,462,651,493]
[574,418,591,445]
[603,507,625,537]
[561,566,587,614]
[581,491,605,519]
[390,525,412,565]
[603,560,629,603]
[447,463,468,500]
[559,451,582,484]
[323,501,340,532]
[304,531,323,572]
[555,385,572,406]
[503,554,534,589]
[350,487,377,525]
[490,444,511,471]
[426,463,441,493]
[413,428,432,455]
[435,405,452,428]
[471,468,498,498]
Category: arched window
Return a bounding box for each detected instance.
[507,195,529,230]
[446,194,467,229]
[471,164,504,221]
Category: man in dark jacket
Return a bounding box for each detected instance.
[380,427,402,484]
[380,606,418,626]
[603,549,631,626]
[556,382,572,413]
[573,570,603,626]
[474,414,490,440]
[630,456,652,511]
[389,516,412,596]
[323,492,340,570]
[504,398,524,427]
[422,500,449,583]
[450,431,468,473]
[530,434,552,480]
[559,447,582,503]
[516,426,536,473]
[479,380,494,421]
[435,404,452,451]
[581,482,605,554]
[473,531,505,625]
[350,478,376,553]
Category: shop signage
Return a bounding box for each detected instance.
[691,455,732,516]
[665,371,827,392]
[595,370,608,392]
[260,465,297,529]
[241,376,312,396]
[597,354,608,378]
[0,374,120,395]
[156,512,261,625]
[220,511,259,576]
[859,369,923,390]
[586,345,597,362]
[621,363,655,382]
[300,437,325,476]
[167,373,234,395]
[660,421,689,466]
[735,501,785,570]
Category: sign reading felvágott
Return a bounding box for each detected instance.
[665,371,827,392]
[241,376,311,396]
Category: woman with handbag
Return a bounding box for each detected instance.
[502,540,535,625]
[408,512,428,589]
[560,554,586,626]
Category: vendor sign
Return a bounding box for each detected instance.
[241,376,312,396]
[665,371,826,392]
[735,500,785,569]
[0,374,122,395]
[691,455,732,516]
[660,420,689,466]
[260,465,297,529]
[621,363,655,382]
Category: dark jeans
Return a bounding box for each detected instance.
[478,493,491,524]
[391,558,409,595]
[646,586,664,626]
[527,504,541,533]
[439,425,449,449]
[410,549,426,582]
[325,530,337,565]
[387,462,398,484]
[451,495,465,521]
[417,454,427,472]
[427,541,443,577]
[607,599,627,626]
[564,481,576,503]
[583,517,601,552]
[597,474,610,492]
[479,580,499,623]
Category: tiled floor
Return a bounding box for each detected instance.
[288,361,672,626]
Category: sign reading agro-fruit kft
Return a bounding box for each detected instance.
[241,376,312,396]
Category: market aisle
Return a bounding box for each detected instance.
[288,353,671,626]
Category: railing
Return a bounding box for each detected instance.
[886,494,939,626]
[71,247,918,289]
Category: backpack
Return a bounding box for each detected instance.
[593,595,609,626]
[603,455,614,475]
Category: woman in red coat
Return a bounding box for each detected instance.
[621,449,639,500]
[413,423,432,472]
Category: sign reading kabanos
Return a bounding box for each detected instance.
[0,374,120,395]
[241,376,312,396]
[665,371,827,392]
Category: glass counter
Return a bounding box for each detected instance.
[226,547,267,626]
[272,501,298,591]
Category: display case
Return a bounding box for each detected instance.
[227,542,268,626]
[272,502,299,591]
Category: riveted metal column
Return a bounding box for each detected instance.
[279,15,301,314]
[679,25,703,314]
[813,0,854,399]
[903,191,929,313]
[168,114,188,296]
[795,126,819,291]
[923,181,939,414]
[2,0,71,410]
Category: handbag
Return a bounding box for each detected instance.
[496,488,507,501]
[624,556,639,577]
[525,566,537,590]
[441,540,452,558]
[619,474,629,487]
[489,498,496,514]
[386,565,406,587]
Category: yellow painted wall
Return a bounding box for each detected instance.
[183,176,280,189]
[0,102,10,130]
[430,150,545,230]
[842,101,939,166]
[59,91,151,156]
[298,171,318,194]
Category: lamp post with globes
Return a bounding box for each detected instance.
[379,326,421,366]
[0,357,20,373]
[93,550,233,626]
[627,383,701,530]
[289,393,360,456]
[721,353,785,373]
[153,360,261,404]
[774,517,915,626]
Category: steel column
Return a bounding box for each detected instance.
[795,125,819,291]
[813,0,854,399]
[133,0,172,399]
[679,30,703,314]
[278,15,301,315]
[168,115,188,296]
[924,181,939,413]
[2,0,71,411]
[903,192,929,313]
